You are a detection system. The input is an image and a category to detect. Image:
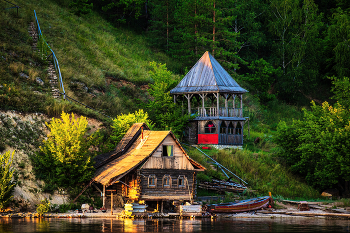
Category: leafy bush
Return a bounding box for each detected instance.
[0,151,16,211]
[32,112,99,190]
[59,203,80,213]
[275,101,350,193]
[36,199,50,216]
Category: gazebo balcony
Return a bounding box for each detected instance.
[192,107,243,118]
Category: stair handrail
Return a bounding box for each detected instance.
[34,10,65,99]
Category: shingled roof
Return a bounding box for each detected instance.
[93,125,205,186]
[170,51,247,94]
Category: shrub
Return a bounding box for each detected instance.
[33,112,99,190]
[36,199,50,216]
[0,151,16,211]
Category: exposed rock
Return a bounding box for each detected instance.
[19,72,29,79]
[36,77,44,85]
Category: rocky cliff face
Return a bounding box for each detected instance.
[0,110,102,211]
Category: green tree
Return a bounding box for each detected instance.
[268,0,323,99]
[146,61,193,139]
[0,151,15,211]
[34,112,98,191]
[109,109,153,148]
[94,0,146,24]
[244,58,282,103]
[329,76,350,109]
[275,101,350,193]
[70,0,93,15]
[327,9,350,78]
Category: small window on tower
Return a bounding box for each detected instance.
[162,145,173,156]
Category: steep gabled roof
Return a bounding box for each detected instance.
[93,123,149,169]
[170,51,247,94]
[93,126,205,186]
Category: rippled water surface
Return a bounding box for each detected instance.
[0,218,349,233]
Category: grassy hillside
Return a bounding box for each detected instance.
[0,0,324,201]
[1,0,182,118]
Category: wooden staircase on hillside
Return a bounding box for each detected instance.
[28,21,59,99]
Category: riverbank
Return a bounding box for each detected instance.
[2,201,350,220]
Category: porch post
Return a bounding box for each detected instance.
[102,185,106,208]
[199,93,207,117]
[185,94,193,115]
[216,93,219,116]
[224,94,228,117]
[233,95,236,117]
[240,94,243,117]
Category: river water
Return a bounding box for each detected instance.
[0,218,348,233]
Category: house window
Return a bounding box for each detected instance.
[163,175,171,188]
[178,175,186,188]
[204,121,216,134]
[162,145,173,157]
[220,121,227,134]
[148,175,157,188]
[235,122,242,135]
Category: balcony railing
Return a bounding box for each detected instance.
[193,107,243,118]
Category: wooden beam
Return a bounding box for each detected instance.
[224,94,228,117]
[233,95,236,117]
[111,192,113,215]
[216,93,219,116]
[185,94,193,115]
[240,94,243,117]
[103,185,106,208]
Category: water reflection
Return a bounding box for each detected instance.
[0,217,349,232]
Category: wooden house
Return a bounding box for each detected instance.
[170,51,248,146]
[93,123,205,210]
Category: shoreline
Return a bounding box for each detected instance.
[1,209,350,220]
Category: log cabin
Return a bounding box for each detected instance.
[92,123,205,210]
[170,51,248,147]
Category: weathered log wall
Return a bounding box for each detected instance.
[138,169,197,201]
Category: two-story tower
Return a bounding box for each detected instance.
[170,51,248,147]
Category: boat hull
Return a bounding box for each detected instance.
[208,196,272,213]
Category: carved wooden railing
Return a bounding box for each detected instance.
[193,107,242,118]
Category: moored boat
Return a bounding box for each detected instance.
[208,196,273,213]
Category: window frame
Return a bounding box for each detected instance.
[177,175,186,188]
[148,174,157,188]
[162,175,172,188]
[162,145,174,157]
